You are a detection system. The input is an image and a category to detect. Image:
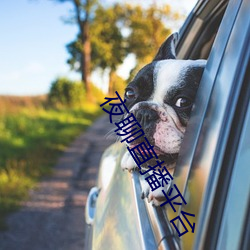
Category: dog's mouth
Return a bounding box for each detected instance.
[132,145,165,156]
[127,142,179,165]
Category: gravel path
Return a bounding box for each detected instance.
[0,115,116,250]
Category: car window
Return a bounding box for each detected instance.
[169,0,249,249]
[137,0,231,248]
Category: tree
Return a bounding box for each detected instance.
[90,4,127,95]
[53,0,98,98]
[67,4,127,95]
[124,4,172,77]
[66,3,174,93]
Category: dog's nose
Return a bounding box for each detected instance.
[134,109,159,129]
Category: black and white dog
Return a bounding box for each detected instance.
[120,33,206,206]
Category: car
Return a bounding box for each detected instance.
[85,0,250,249]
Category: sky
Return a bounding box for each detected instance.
[0,0,197,96]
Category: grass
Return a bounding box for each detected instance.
[0,95,102,230]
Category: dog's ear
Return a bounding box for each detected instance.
[153,32,179,61]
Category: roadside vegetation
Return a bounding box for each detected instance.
[0,0,180,231]
[0,81,104,230]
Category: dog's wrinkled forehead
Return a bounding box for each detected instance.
[152,59,206,103]
[124,33,206,113]
[127,59,206,103]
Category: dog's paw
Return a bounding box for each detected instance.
[121,151,138,172]
[140,179,150,199]
[147,181,172,206]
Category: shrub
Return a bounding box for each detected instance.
[48,77,85,108]
[90,84,106,104]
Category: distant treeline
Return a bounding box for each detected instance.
[52,0,178,97]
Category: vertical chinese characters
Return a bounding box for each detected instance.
[100,91,195,237]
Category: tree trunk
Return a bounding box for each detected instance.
[81,21,92,99]
[108,70,116,96]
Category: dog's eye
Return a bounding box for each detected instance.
[125,89,136,99]
[175,97,192,108]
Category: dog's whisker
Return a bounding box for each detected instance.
[115,135,121,143]
[103,128,122,143]
[111,116,122,123]
[104,127,117,137]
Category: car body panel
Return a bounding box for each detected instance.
[92,143,158,250]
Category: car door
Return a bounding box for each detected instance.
[90,143,158,250]
[170,0,250,249]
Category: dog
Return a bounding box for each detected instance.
[120,33,206,206]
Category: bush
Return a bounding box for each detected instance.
[90,84,106,104]
[48,77,85,108]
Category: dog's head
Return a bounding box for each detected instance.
[123,33,206,166]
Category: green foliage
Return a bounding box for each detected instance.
[66,3,174,85]
[48,77,85,108]
[0,96,101,229]
[66,39,82,72]
[54,0,99,95]
[66,4,126,73]
[113,74,126,96]
[90,4,126,72]
[89,84,106,104]
[124,4,172,65]
[109,71,126,96]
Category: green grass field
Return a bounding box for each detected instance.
[0,96,101,229]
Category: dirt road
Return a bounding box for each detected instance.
[0,115,116,250]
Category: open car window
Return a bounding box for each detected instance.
[168,0,250,249]
[139,0,250,249]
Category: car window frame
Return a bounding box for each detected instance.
[169,0,250,249]
[201,1,250,247]
[177,0,229,60]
